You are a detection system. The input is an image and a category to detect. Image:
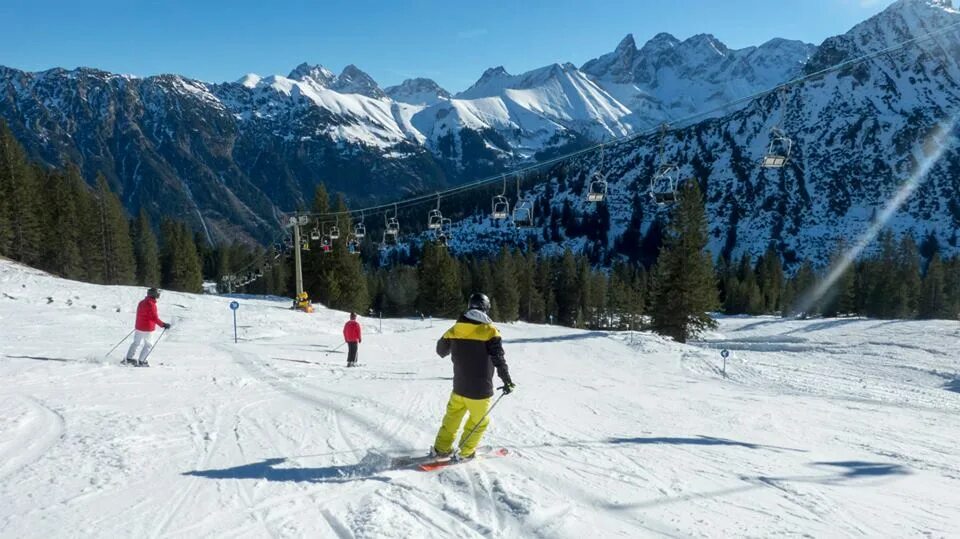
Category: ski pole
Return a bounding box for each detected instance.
[457,388,508,452]
[140,328,167,364]
[105,329,135,357]
[326,342,345,355]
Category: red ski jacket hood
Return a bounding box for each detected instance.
[135,297,165,332]
[343,320,362,343]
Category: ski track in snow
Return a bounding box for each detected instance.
[1,261,959,538]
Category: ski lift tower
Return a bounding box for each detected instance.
[287,213,309,300]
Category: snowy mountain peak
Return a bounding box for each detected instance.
[287,62,336,86]
[238,73,262,88]
[640,32,681,53]
[806,0,959,73]
[681,33,729,57]
[615,34,637,54]
[384,78,451,106]
[331,64,385,98]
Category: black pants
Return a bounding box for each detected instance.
[347,342,358,366]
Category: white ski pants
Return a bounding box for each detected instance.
[126,330,157,362]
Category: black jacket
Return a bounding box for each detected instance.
[436,310,512,399]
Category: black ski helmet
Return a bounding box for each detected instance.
[467,293,491,313]
[147,287,160,299]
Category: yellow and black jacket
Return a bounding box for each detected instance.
[437,310,512,399]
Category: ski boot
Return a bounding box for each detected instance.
[429,446,452,459]
[452,451,475,463]
[137,360,150,368]
[122,358,138,366]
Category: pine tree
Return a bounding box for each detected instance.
[93,175,137,284]
[417,242,462,318]
[788,260,818,317]
[326,195,368,312]
[820,243,856,317]
[918,253,949,319]
[756,246,784,313]
[863,231,900,318]
[303,183,332,303]
[648,180,719,343]
[944,256,960,320]
[556,249,579,327]
[738,254,764,315]
[161,220,203,293]
[134,209,161,286]
[491,247,520,322]
[40,167,84,278]
[76,183,105,283]
[896,233,921,318]
[0,120,42,264]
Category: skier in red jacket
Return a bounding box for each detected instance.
[343,312,362,367]
[124,288,170,367]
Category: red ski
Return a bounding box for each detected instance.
[418,448,509,471]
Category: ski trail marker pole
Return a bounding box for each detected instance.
[457,388,507,453]
[106,329,135,357]
[230,301,240,343]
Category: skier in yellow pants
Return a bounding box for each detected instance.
[431,293,515,461]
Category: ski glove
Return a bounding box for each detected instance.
[501,383,516,395]
[163,323,171,329]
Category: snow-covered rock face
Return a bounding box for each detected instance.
[384,78,451,106]
[451,0,959,268]
[581,32,816,127]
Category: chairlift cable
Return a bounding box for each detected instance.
[288,19,960,220]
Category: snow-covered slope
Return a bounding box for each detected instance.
[581,33,816,127]
[2,258,959,537]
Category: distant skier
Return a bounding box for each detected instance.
[343,312,362,367]
[124,288,170,367]
[431,293,514,461]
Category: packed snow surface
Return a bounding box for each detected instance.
[1,260,958,538]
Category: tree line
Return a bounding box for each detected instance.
[0,120,203,292]
[3,116,957,343]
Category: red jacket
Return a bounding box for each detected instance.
[343,320,362,343]
[135,297,165,332]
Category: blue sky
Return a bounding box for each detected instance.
[0,0,903,92]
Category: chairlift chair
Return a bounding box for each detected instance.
[492,176,510,220]
[310,228,321,241]
[586,173,607,203]
[329,225,341,240]
[492,195,510,220]
[348,238,361,255]
[428,195,443,230]
[321,236,332,253]
[427,209,443,230]
[512,202,534,227]
[385,204,400,237]
[762,128,793,168]
[650,163,680,205]
[354,222,366,240]
[386,217,400,237]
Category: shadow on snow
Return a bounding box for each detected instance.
[603,460,910,511]
[606,435,807,453]
[184,456,393,485]
[509,331,609,344]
